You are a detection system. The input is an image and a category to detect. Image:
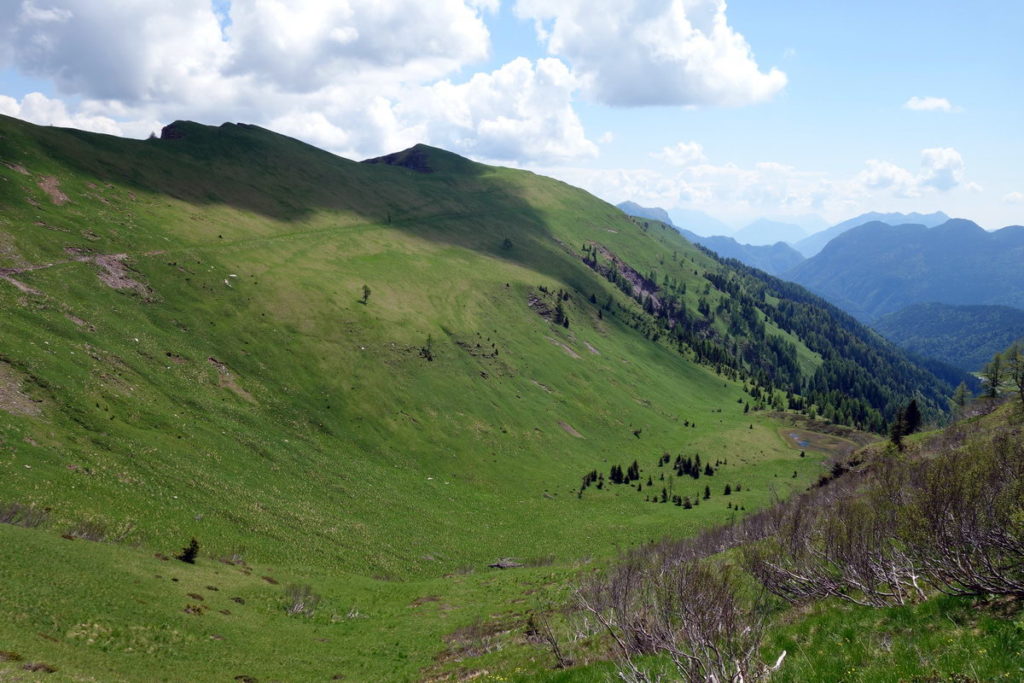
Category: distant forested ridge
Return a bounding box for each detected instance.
[874,303,1024,371]
[585,226,964,432]
[788,219,1024,321]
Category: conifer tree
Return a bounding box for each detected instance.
[903,399,922,434]
[1004,342,1024,408]
[983,353,1003,398]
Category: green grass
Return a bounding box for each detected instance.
[765,595,1024,682]
[1,115,1012,681]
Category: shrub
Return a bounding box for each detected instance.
[176,538,200,564]
[284,584,321,617]
[0,502,49,528]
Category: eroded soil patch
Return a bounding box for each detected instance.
[207,357,256,403]
[37,176,69,205]
[0,362,45,417]
[558,421,583,438]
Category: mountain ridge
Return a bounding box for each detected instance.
[788,218,1024,321]
[794,210,951,257]
[617,201,805,275]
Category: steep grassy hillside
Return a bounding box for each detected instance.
[874,302,1024,371]
[0,115,955,680]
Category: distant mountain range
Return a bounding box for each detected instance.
[666,207,733,236]
[873,303,1024,372]
[793,211,950,257]
[678,233,805,276]
[617,202,804,275]
[617,201,675,227]
[787,218,1024,321]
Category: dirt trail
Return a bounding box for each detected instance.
[546,337,580,359]
[0,273,44,295]
[558,421,584,438]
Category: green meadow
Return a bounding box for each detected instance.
[0,116,822,679]
[2,116,1017,681]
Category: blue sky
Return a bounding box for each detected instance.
[0,0,1020,231]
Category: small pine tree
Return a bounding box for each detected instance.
[951,381,970,409]
[177,538,199,564]
[983,353,1003,398]
[361,284,371,305]
[703,485,710,499]
[889,414,906,451]
[903,399,922,434]
[723,484,731,496]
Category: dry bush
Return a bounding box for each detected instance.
[901,429,1024,597]
[63,518,135,543]
[577,557,782,682]
[0,502,49,528]
[284,584,321,617]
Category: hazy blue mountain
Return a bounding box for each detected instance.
[732,218,807,246]
[617,202,805,275]
[680,232,805,276]
[873,303,1024,371]
[787,219,1024,321]
[782,213,829,233]
[616,201,675,226]
[795,211,950,257]
[667,208,733,236]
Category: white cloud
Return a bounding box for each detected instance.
[0,91,133,136]
[2,0,231,105]
[514,0,786,106]
[904,96,954,112]
[652,141,707,166]
[856,147,970,197]
[224,0,492,92]
[857,159,918,197]
[919,147,966,192]
[408,57,597,163]
[537,145,982,226]
[1004,192,1024,205]
[0,1,604,163]
[541,153,835,221]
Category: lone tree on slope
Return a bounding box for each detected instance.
[1003,342,1024,408]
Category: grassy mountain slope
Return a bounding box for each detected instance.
[0,115,956,680]
[874,302,1024,371]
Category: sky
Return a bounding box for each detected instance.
[0,0,1021,232]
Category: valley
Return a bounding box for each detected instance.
[0,116,1020,681]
